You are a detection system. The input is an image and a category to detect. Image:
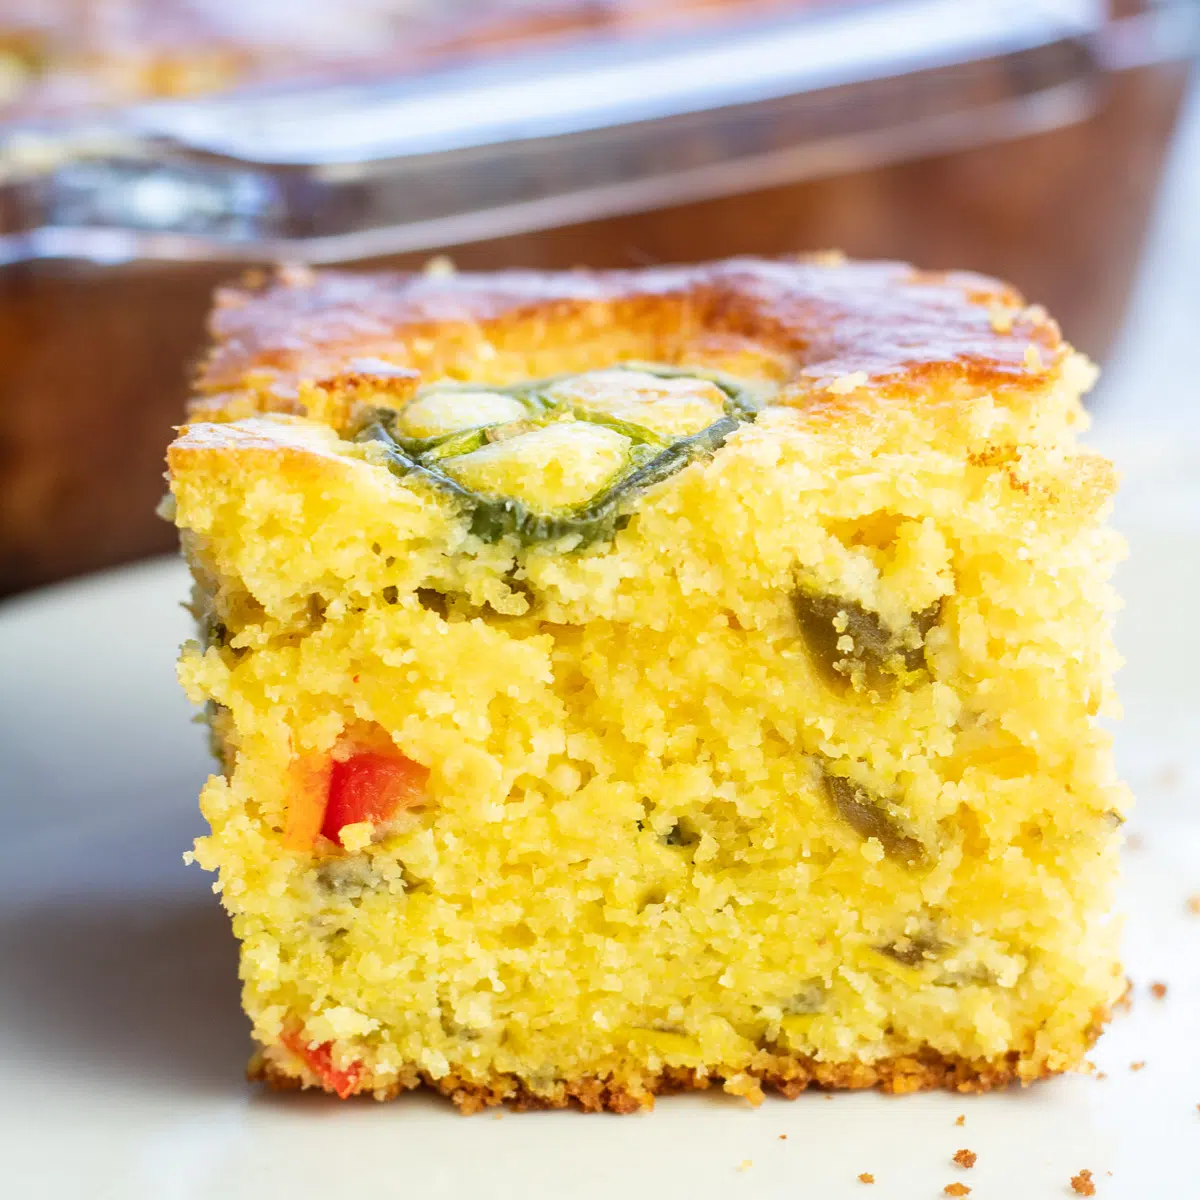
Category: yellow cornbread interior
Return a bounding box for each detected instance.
[171,353,1126,1106]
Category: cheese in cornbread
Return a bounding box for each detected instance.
[166,257,1127,1111]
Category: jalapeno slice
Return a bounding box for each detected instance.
[793,588,941,690]
[821,771,926,866]
[351,363,761,547]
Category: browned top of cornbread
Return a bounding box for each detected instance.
[194,257,1065,415]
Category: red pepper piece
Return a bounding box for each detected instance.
[282,1030,362,1099]
[282,755,333,851]
[320,751,429,843]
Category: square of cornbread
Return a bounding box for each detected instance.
[167,258,1127,1111]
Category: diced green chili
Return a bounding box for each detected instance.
[876,933,942,967]
[822,772,926,866]
[793,588,941,689]
[782,981,827,1015]
[663,818,701,847]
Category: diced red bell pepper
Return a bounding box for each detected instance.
[282,755,333,851]
[282,1030,362,1099]
[320,751,430,843]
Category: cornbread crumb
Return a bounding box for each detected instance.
[1130,1061,1146,1072]
[954,1114,966,1126]
[1188,895,1200,916]
[1070,1168,1096,1196]
[1149,982,1167,1000]
[1156,764,1180,789]
[338,821,373,853]
[858,1173,875,1185]
[737,1160,753,1172]
[724,1073,765,1104]
[1096,1071,1108,1081]
[953,1149,977,1169]
[944,1184,971,1197]
[779,1134,788,1140]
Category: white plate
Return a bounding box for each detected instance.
[2,436,1198,1199]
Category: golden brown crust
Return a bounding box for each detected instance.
[249,1050,1049,1113]
[195,257,1065,419]
[167,413,345,463]
[249,1005,1110,1113]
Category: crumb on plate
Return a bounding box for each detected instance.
[1155,764,1180,789]
[1071,1168,1096,1196]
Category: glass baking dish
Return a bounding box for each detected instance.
[0,0,1127,264]
[0,0,1194,594]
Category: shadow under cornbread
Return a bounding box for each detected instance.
[0,896,247,1095]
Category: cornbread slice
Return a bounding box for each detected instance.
[167,258,1127,1111]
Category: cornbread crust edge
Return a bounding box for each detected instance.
[249,1003,1112,1113]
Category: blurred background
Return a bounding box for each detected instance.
[1,0,1197,597]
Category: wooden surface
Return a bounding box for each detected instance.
[0,57,1191,596]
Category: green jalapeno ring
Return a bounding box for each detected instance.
[350,363,760,547]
